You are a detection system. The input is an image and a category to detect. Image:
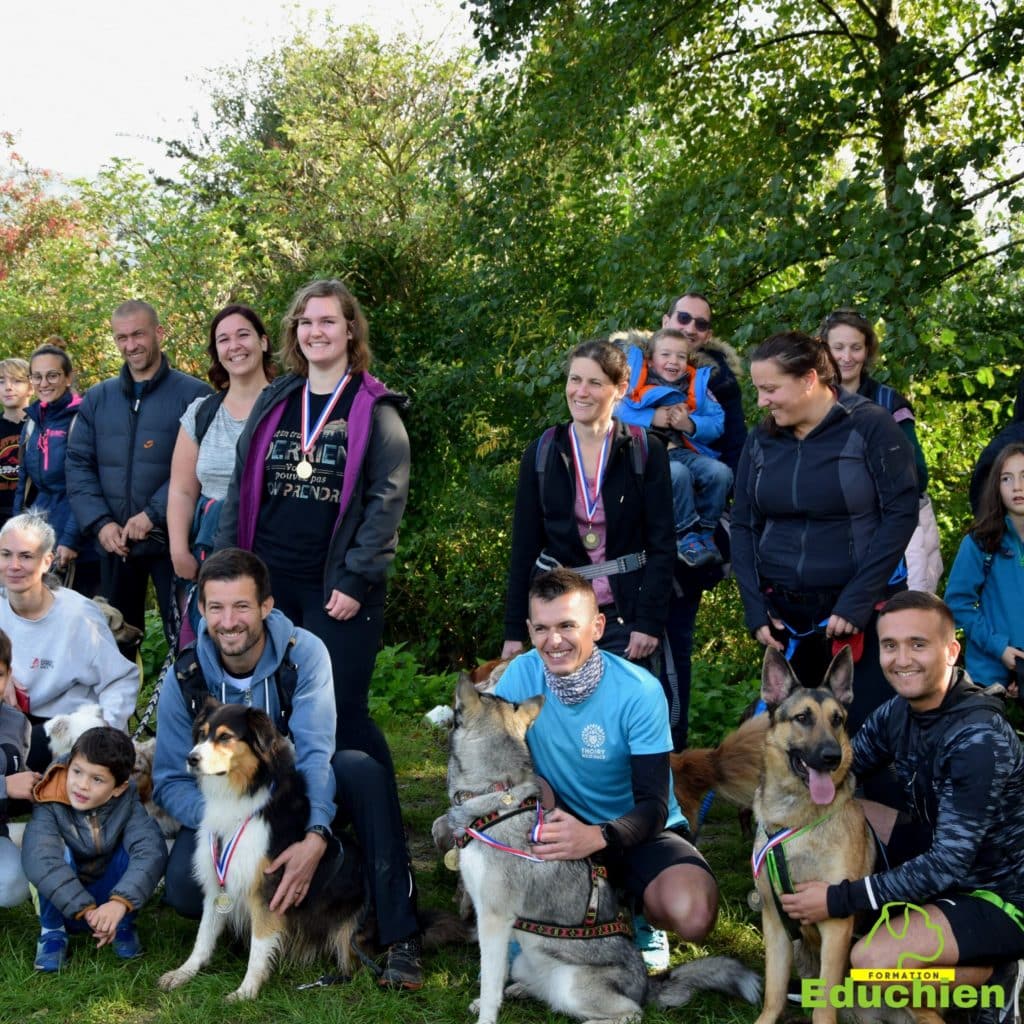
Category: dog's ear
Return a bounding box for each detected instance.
[823,646,855,706]
[246,707,281,759]
[455,673,482,715]
[517,694,544,730]
[760,647,801,707]
[45,716,69,743]
[192,697,221,741]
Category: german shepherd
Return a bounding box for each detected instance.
[752,646,875,1024]
[446,676,761,1024]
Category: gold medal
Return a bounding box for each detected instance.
[583,529,600,550]
[296,458,313,480]
[501,792,515,806]
[214,890,234,914]
[443,848,460,871]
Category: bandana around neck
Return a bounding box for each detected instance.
[543,648,605,706]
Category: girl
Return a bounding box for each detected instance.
[945,442,1024,690]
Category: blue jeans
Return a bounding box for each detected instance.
[668,448,733,533]
[38,846,136,932]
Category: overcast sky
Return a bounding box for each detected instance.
[1,0,471,182]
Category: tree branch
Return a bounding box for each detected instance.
[938,238,1024,283]
[960,169,1024,208]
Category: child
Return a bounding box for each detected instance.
[0,358,32,530]
[945,442,1024,689]
[0,626,37,908]
[21,726,167,971]
[615,329,733,566]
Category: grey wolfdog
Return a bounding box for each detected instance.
[443,676,762,1024]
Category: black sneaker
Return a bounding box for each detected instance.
[975,960,1024,1024]
[379,936,423,990]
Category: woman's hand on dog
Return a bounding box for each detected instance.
[266,833,327,913]
[529,808,605,861]
[779,881,830,925]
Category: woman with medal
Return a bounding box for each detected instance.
[501,339,676,663]
[215,281,423,986]
[167,305,274,642]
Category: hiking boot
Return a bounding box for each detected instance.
[700,531,724,565]
[34,930,68,972]
[633,913,670,973]
[379,935,423,990]
[112,922,143,959]
[975,959,1024,1024]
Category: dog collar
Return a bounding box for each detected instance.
[452,780,516,806]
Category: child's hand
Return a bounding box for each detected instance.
[85,901,127,946]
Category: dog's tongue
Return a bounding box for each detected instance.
[807,766,836,805]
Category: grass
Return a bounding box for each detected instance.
[0,710,766,1024]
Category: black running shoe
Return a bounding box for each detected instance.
[379,936,423,990]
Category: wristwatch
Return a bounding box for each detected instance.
[306,825,332,844]
[599,822,618,849]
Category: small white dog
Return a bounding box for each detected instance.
[43,703,107,755]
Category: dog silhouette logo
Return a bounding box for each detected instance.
[862,902,944,969]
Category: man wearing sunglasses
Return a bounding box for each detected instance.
[661,294,746,472]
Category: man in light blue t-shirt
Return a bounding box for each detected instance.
[495,568,718,948]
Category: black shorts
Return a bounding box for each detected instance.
[595,825,715,904]
[931,892,1024,965]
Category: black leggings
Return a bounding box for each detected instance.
[266,571,393,772]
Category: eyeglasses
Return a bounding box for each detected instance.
[673,310,712,332]
[29,371,64,384]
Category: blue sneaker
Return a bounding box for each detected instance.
[112,922,142,960]
[677,532,712,567]
[34,930,68,972]
[633,914,670,973]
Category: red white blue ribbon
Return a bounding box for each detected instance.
[568,425,612,525]
[301,371,351,458]
[751,826,798,879]
[211,816,253,888]
[467,804,546,862]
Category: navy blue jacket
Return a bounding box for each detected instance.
[66,357,210,538]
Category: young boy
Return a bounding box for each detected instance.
[21,726,167,971]
[0,357,32,530]
[0,626,37,908]
[615,329,733,567]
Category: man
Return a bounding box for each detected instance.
[656,292,747,752]
[153,548,423,989]
[495,568,719,971]
[66,300,210,636]
[782,591,1024,1022]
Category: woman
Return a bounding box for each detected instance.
[167,304,274,640]
[501,339,676,663]
[215,280,421,983]
[216,281,409,765]
[731,332,918,734]
[821,308,942,592]
[0,512,140,770]
[13,344,99,595]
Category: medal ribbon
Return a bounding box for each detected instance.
[466,804,546,862]
[211,815,253,888]
[569,425,612,526]
[301,372,351,458]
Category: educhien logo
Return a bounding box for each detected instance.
[801,902,1004,1013]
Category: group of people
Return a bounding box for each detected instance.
[0,283,1022,1020]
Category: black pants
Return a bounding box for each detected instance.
[267,571,393,769]
[100,549,175,642]
[660,583,704,752]
[163,750,419,944]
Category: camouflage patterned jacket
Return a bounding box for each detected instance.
[827,670,1024,917]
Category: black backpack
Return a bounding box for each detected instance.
[175,636,300,737]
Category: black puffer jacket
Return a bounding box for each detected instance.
[66,356,211,536]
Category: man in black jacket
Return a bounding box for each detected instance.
[67,301,210,637]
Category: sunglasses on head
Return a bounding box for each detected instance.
[673,310,712,332]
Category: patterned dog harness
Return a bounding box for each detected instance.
[455,798,633,940]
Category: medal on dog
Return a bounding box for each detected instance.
[214,890,234,914]
[211,816,253,911]
[299,373,351,481]
[444,848,460,871]
[569,424,612,555]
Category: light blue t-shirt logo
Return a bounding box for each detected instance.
[581,723,606,760]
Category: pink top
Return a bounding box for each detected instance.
[575,476,613,606]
